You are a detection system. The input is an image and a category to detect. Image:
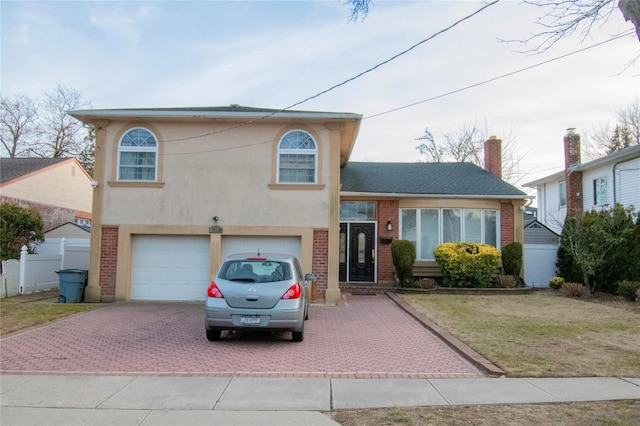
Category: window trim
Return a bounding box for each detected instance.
[117,127,159,182]
[110,124,164,187]
[276,129,318,185]
[558,180,567,207]
[400,207,500,260]
[593,176,608,206]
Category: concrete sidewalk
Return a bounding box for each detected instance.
[2,375,639,425]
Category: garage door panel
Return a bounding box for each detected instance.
[132,235,210,301]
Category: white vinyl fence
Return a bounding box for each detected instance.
[1,238,89,297]
[524,244,559,288]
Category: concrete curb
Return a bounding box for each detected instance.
[385,292,506,377]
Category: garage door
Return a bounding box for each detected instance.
[222,236,301,260]
[131,235,210,301]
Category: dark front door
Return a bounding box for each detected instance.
[348,223,375,282]
[339,223,347,282]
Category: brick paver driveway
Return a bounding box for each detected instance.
[0,294,483,379]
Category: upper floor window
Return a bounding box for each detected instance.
[559,181,567,207]
[277,130,317,184]
[593,176,608,206]
[118,128,158,181]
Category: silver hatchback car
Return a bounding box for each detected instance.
[205,253,314,342]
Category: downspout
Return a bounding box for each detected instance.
[612,154,640,205]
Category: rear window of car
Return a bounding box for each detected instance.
[219,260,292,283]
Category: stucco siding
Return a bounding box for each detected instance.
[100,120,332,228]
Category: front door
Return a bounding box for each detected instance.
[348,223,375,282]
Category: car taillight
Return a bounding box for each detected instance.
[207,282,224,298]
[281,282,301,299]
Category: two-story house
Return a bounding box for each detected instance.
[69,106,527,303]
[525,129,640,234]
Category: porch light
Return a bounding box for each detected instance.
[387,220,392,231]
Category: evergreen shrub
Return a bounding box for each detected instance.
[433,242,501,288]
[391,239,416,287]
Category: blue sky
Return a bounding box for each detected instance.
[2,1,639,188]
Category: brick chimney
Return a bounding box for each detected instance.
[563,128,583,216]
[484,136,502,179]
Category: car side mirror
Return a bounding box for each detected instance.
[304,273,316,282]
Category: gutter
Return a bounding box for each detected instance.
[612,152,640,204]
[340,191,527,200]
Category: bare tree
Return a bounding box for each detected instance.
[344,0,640,50]
[30,83,90,158]
[416,120,529,185]
[415,128,446,162]
[0,94,39,157]
[584,100,640,158]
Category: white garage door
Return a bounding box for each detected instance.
[131,235,210,301]
[222,236,301,260]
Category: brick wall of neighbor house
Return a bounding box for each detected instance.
[99,227,119,301]
[0,196,76,232]
[500,201,515,248]
[564,128,583,216]
[484,136,502,179]
[377,199,399,281]
[312,230,329,300]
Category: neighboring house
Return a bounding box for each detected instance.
[0,158,93,232]
[68,106,527,303]
[39,222,91,253]
[525,129,640,234]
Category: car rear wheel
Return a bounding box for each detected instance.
[292,323,304,342]
[206,329,221,341]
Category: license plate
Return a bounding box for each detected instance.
[240,315,261,325]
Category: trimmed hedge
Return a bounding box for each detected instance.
[391,239,416,287]
[501,241,523,277]
[434,242,501,288]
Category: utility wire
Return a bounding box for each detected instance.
[109,0,501,145]
[161,30,634,157]
[365,29,636,120]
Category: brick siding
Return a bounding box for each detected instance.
[377,199,399,281]
[99,227,119,300]
[0,196,75,232]
[500,201,514,247]
[312,230,328,300]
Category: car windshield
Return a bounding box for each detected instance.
[219,260,292,283]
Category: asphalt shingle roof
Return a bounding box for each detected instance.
[341,162,526,197]
[0,158,69,184]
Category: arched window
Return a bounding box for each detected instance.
[118,128,158,181]
[277,130,317,184]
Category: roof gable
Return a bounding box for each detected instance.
[341,162,526,197]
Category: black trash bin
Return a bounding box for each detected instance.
[56,269,88,303]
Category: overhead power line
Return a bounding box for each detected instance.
[364,30,636,120]
[109,0,501,146]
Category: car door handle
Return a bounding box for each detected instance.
[245,295,259,301]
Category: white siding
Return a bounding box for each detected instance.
[582,164,612,212]
[615,156,640,210]
[539,181,566,234]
